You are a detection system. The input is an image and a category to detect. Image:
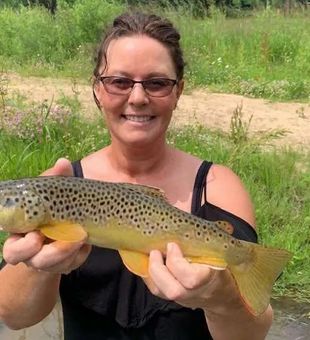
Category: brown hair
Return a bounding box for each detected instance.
[93,11,185,81]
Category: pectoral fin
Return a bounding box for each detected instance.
[39,221,87,242]
[119,249,149,277]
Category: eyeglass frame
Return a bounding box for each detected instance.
[98,76,179,97]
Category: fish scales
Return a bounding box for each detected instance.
[1,176,235,242]
[34,178,239,257]
[0,176,293,316]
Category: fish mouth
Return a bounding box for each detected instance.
[122,115,155,122]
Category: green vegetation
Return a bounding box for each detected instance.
[0,0,309,299]
[0,78,309,300]
[0,1,309,100]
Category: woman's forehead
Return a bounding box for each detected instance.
[101,35,176,77]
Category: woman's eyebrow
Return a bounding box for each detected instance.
[105,71,172,78]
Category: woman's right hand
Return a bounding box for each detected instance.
[2,158,92,275]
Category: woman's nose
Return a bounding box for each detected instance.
[127,84,149,106]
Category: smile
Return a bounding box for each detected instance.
[123,115,155,122]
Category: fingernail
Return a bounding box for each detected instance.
[167,242,173,252]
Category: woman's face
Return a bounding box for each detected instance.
[94,35,183,148]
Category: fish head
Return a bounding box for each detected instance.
[0,180,48,233]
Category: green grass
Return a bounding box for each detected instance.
[0,89,309,299]
[0,2,309,100]
[0,0,309,298]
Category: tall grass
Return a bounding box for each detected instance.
[174,11,310,100]
[0,86,309,299]
[0,1,309,100]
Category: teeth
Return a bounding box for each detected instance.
[125,115,153,122]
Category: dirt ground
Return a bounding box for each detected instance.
[4,73,310,149]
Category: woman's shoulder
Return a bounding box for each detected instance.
[205,163,256,228]
[172,148,202,168]
[79,148,110,180]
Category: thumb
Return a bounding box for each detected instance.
[41,158,73,177]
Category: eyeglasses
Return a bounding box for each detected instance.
[98,76,178,97]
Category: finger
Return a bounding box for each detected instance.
[40,158,73,177]
[60,244,92,274]
[143,251,167,298]
[148,249,188,301]
[142,271,167,299]
[3,232,45,265]
[166,243,214,290]
[42,244,92,274]
[25,240,86,270]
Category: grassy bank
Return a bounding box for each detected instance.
[0,87,309,300]
[0,1,309,100]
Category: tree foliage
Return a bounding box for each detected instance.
[0,0,308,17]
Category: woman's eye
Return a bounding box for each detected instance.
[146,79,168,89]
[111,78,132,89]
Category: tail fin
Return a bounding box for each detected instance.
[229,242,292,316]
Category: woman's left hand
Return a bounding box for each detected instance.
[143,242,241,312]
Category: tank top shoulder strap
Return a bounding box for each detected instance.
[191,161,213,214]
[71,160,84,178]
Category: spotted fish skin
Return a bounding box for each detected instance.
[0,176,246,261]
[0,176,292,316]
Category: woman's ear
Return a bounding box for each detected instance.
[174,80,184,109]
[176,80,184,100]
[92,79,102,110]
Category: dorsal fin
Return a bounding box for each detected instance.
[214,220,234,235]
[119,183,168,201]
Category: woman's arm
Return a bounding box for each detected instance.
[0,259,61,329]
[0,159,91,329]
[144,164,273,339]
[202,164,273,339]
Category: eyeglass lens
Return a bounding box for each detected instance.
[100,77,177,97]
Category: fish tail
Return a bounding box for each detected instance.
[228,242,292,316]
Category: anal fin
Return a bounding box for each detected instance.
[119,249,149,278]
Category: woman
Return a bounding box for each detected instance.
[0,11,272,339]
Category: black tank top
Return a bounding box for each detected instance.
[0,161,257,339]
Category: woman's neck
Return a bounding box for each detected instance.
[106,140,172,181]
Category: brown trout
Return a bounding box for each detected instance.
[0,176,292,315]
